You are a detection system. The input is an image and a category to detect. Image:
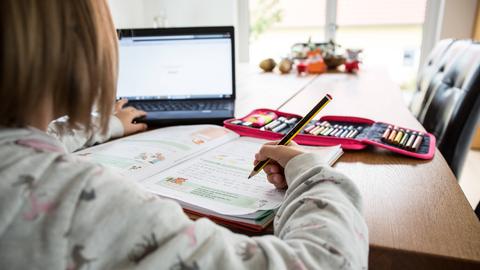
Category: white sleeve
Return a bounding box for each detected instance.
[47,115,124,153]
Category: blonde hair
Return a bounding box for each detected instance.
[0,0,118,133]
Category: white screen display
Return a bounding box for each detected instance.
[117,34,233,99]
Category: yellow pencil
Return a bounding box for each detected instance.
[248,94,333,179]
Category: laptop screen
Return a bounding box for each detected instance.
[116,27,234,100]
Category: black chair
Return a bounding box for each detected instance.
[476,202,480,219]
[410,39,455,117]
[416,40,476,123]
[412,40,480,177]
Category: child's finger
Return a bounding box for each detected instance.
[267,173,287,189]
[263,164,281,174]
[264,140,298,146]
[130,109,147,119]
[115,99,128,112]
[131,123,148,133]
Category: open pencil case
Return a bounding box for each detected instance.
[223,108,436,160]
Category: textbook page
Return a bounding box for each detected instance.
[75,125,239,181]
[141,137,285,216]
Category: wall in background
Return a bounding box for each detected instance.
[108,0,145,28]
[142,0,235,28]
[473,0,480,148]
[439,0,478,39]
[108,0,236,28]
[474,0,480,40]
[107,0,247,61]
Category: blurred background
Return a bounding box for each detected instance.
[108,0,477,103]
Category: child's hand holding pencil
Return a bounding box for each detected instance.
[248,94,332,179]
[253,141,305,189]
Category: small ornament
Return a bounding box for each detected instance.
[259,58,276,72]
[344,49,362,73]
[278,58,293,74]
[297,61,307,75]
[307,59,327,74]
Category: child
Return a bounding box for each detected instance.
[47,98,148,153]
[0,1,369,269]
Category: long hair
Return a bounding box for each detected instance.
[0,0,118,133]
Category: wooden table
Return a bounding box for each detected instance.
[235,64,480,269]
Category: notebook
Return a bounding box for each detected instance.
[75,125,343,231]
[116,27,235,125]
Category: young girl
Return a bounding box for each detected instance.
[47,98,148,153]
[0,1,369,269]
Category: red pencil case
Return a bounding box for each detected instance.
[224,108,436,160]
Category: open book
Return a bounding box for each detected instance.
[75,125,343,231]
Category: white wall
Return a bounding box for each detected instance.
[108,0,236,28]
[108,0,145,28]
[142,0,235,27]
[107,0,248,62]
[419,0,478,69]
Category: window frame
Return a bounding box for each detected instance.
[237,0,440,65]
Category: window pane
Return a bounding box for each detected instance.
[249,0,326,63]
[336,0,427,91]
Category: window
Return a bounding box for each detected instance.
[336,0,427,90]
[249,0,326,64]
[249,0,428,92]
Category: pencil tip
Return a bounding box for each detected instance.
[248,171,255,179]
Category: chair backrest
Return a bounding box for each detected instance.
[420,40,480,176]
[416,40,474,122]
[410,39,455,117]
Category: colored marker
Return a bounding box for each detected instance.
[340,126,352,138]
[412,133,424,152]
[325,125,338,136]
[316,122,330,133]
[399,130,410,147]
[321,125,334,136]
[320,126,333,135]
[345,129,355,138]
[339,129,350,138]
[405,132,417,149]
[348,130,358,138]
[394,129,404,145]
[285,118,298,125]
[272,123,288,133]
[304,125,316,133]
[312,127,324,135]
[266,120,282,130]
[382,125,392,141]
[388,126,398,142]
[316,126,327,134]
[331,126,343,137]
[308,126,319,134]
[348,126,363,138]
[337,126,347,137]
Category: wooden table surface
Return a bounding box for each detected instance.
[236,64,480,269]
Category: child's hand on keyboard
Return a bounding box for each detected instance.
[114,99,148,136]
[254,141,305,189]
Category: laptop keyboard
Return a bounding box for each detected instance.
[131,100,232,112]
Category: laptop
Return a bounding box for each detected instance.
[116,26,236,125]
